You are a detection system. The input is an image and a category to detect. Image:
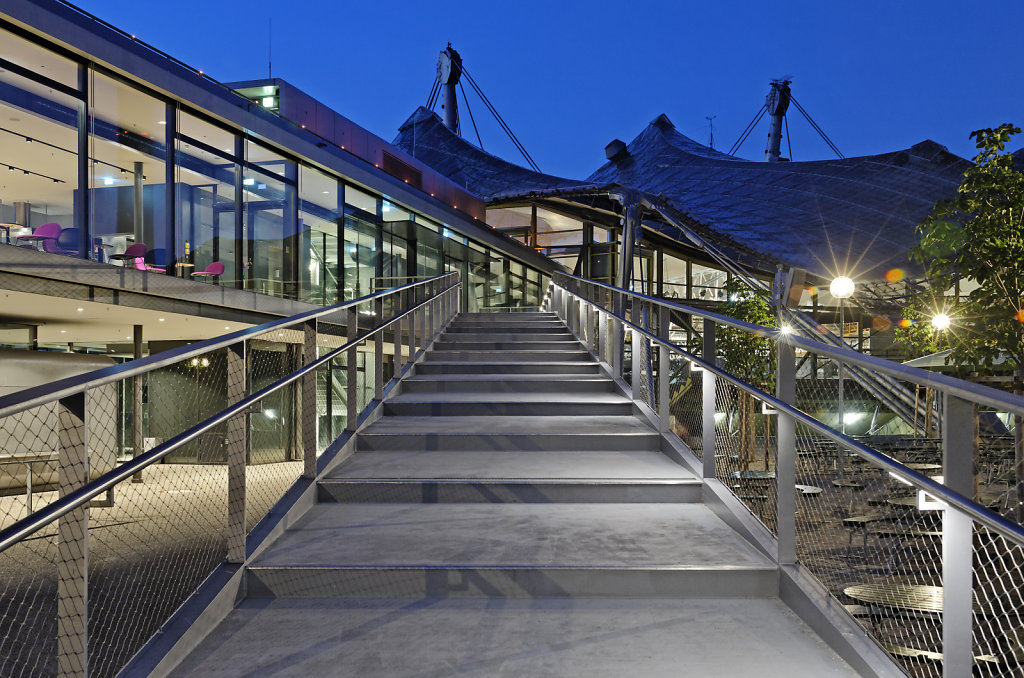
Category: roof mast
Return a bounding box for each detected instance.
[764,79,791,162]
[436,44,463,133]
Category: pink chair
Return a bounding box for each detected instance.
[191,261,224,281]
[15,222,61,249]
[110,243,162,272]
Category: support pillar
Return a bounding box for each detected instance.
[226,342,247,563]
[57,393,88,678]
[942,394,976,678]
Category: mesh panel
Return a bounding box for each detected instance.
[0,275,458,677]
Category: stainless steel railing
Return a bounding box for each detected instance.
[0,272,460,678]
[551,271,1024,678]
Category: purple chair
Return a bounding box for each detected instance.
[14,222,61,249]
[191,261,224,281]
[110,242,163,272]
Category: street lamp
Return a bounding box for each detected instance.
[931,313,951,331]
[831,276,855,480]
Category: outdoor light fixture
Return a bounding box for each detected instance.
[779,324,793,335]
[831,275,855,475]
[931,313,951,331]
[829,276,854,299]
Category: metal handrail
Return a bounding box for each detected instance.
[556,277,1024,550]
[554,271,1024,418]
[0,276,459,553]
[0,273,457,420]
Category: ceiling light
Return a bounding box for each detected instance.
[60,330,67,334]
[159,318,165,322]
[76,307,84,312]
[103,178,114,186]
[261,97,274,107]
[243,178,255,186]
[224,326,230,330]
[158,121,166,125]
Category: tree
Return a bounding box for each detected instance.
[716,278,776,468]
[912,123,1024,519]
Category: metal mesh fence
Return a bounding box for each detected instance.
[0,275,458,678]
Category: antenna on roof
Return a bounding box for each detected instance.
[706,115,717,149]
[268,18,272,79]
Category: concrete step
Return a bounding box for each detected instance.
[439,332,573,342]
[322,449,694,482]
[433,340,583,351]
[415,361,603,375]
[444,324,570,334]
[168,597,861,678]
[401,376,615,393]
[357,415,660,451]
[317,479,702,504]
[454,312,559,322]
[244,503,777,599]
[424,350,593,362]
[383,393,632,417]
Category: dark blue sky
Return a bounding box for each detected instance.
[74,0,1023,179]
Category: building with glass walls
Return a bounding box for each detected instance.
[0,0,557,468]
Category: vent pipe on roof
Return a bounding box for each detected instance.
[764,79,791,162]
[436,44,463,133]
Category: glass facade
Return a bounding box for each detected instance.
[0,24,549,310]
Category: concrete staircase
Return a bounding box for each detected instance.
[169,312,860,677]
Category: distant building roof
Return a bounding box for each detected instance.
[395,108,972,280]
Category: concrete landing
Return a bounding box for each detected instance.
[168,597,860,678]
[250,503,771,571]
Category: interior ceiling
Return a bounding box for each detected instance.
[0,288,253,345]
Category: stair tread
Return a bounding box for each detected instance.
[167,597,860,678]
[251,503,771,570]
[323,450,697,481]
[360,415,656,435]
[405,374,611,381]
[387,393,631,405]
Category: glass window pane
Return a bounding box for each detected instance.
[179,111,235,155]
[300,164,341,305]
[345,185,377,214]
[89,72,169,266]
[0,29,79,88]
[382,199,410,222]
[176,118,238,286]
[0,69,79,251]
[242,165,297,298]
[246,138,292,178]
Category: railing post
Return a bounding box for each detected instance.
[419,289,427,354]
[346,307,358,432]
[597,309,606,364]
[776,336,796,565]
[226,342,247,564]
[57,392,88,678]
[132,324,144,483]
[943,393,975,678]
[612,292,624,379]
[630,296,641,402]
[406,290,416,366]
[702,321,716,480]
[394,290,405,376]
[302,320,317,479]
[375,296,384,402]
[658,304,670,434]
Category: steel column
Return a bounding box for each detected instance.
[943,394,976,678]
[702,321,717,480]
[302,320,317,479]
[57,392,88,678]
[226,342,247,564]
[132,324,144,483]
[346,308,358,431]
[658,305,671,434]
[776,338,796,565]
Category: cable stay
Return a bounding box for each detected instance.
[460,66,541,172]
[789,96,844,158]
[728,104,767,156]
[426,77,441,110]
[459,80,484,150]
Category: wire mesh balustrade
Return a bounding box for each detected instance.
[0,272,459,678]
[550,271,1024,678]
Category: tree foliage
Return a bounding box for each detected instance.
[717,278,777,390]
[911,124,1024,374]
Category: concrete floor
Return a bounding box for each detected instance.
[168,597,861,678]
